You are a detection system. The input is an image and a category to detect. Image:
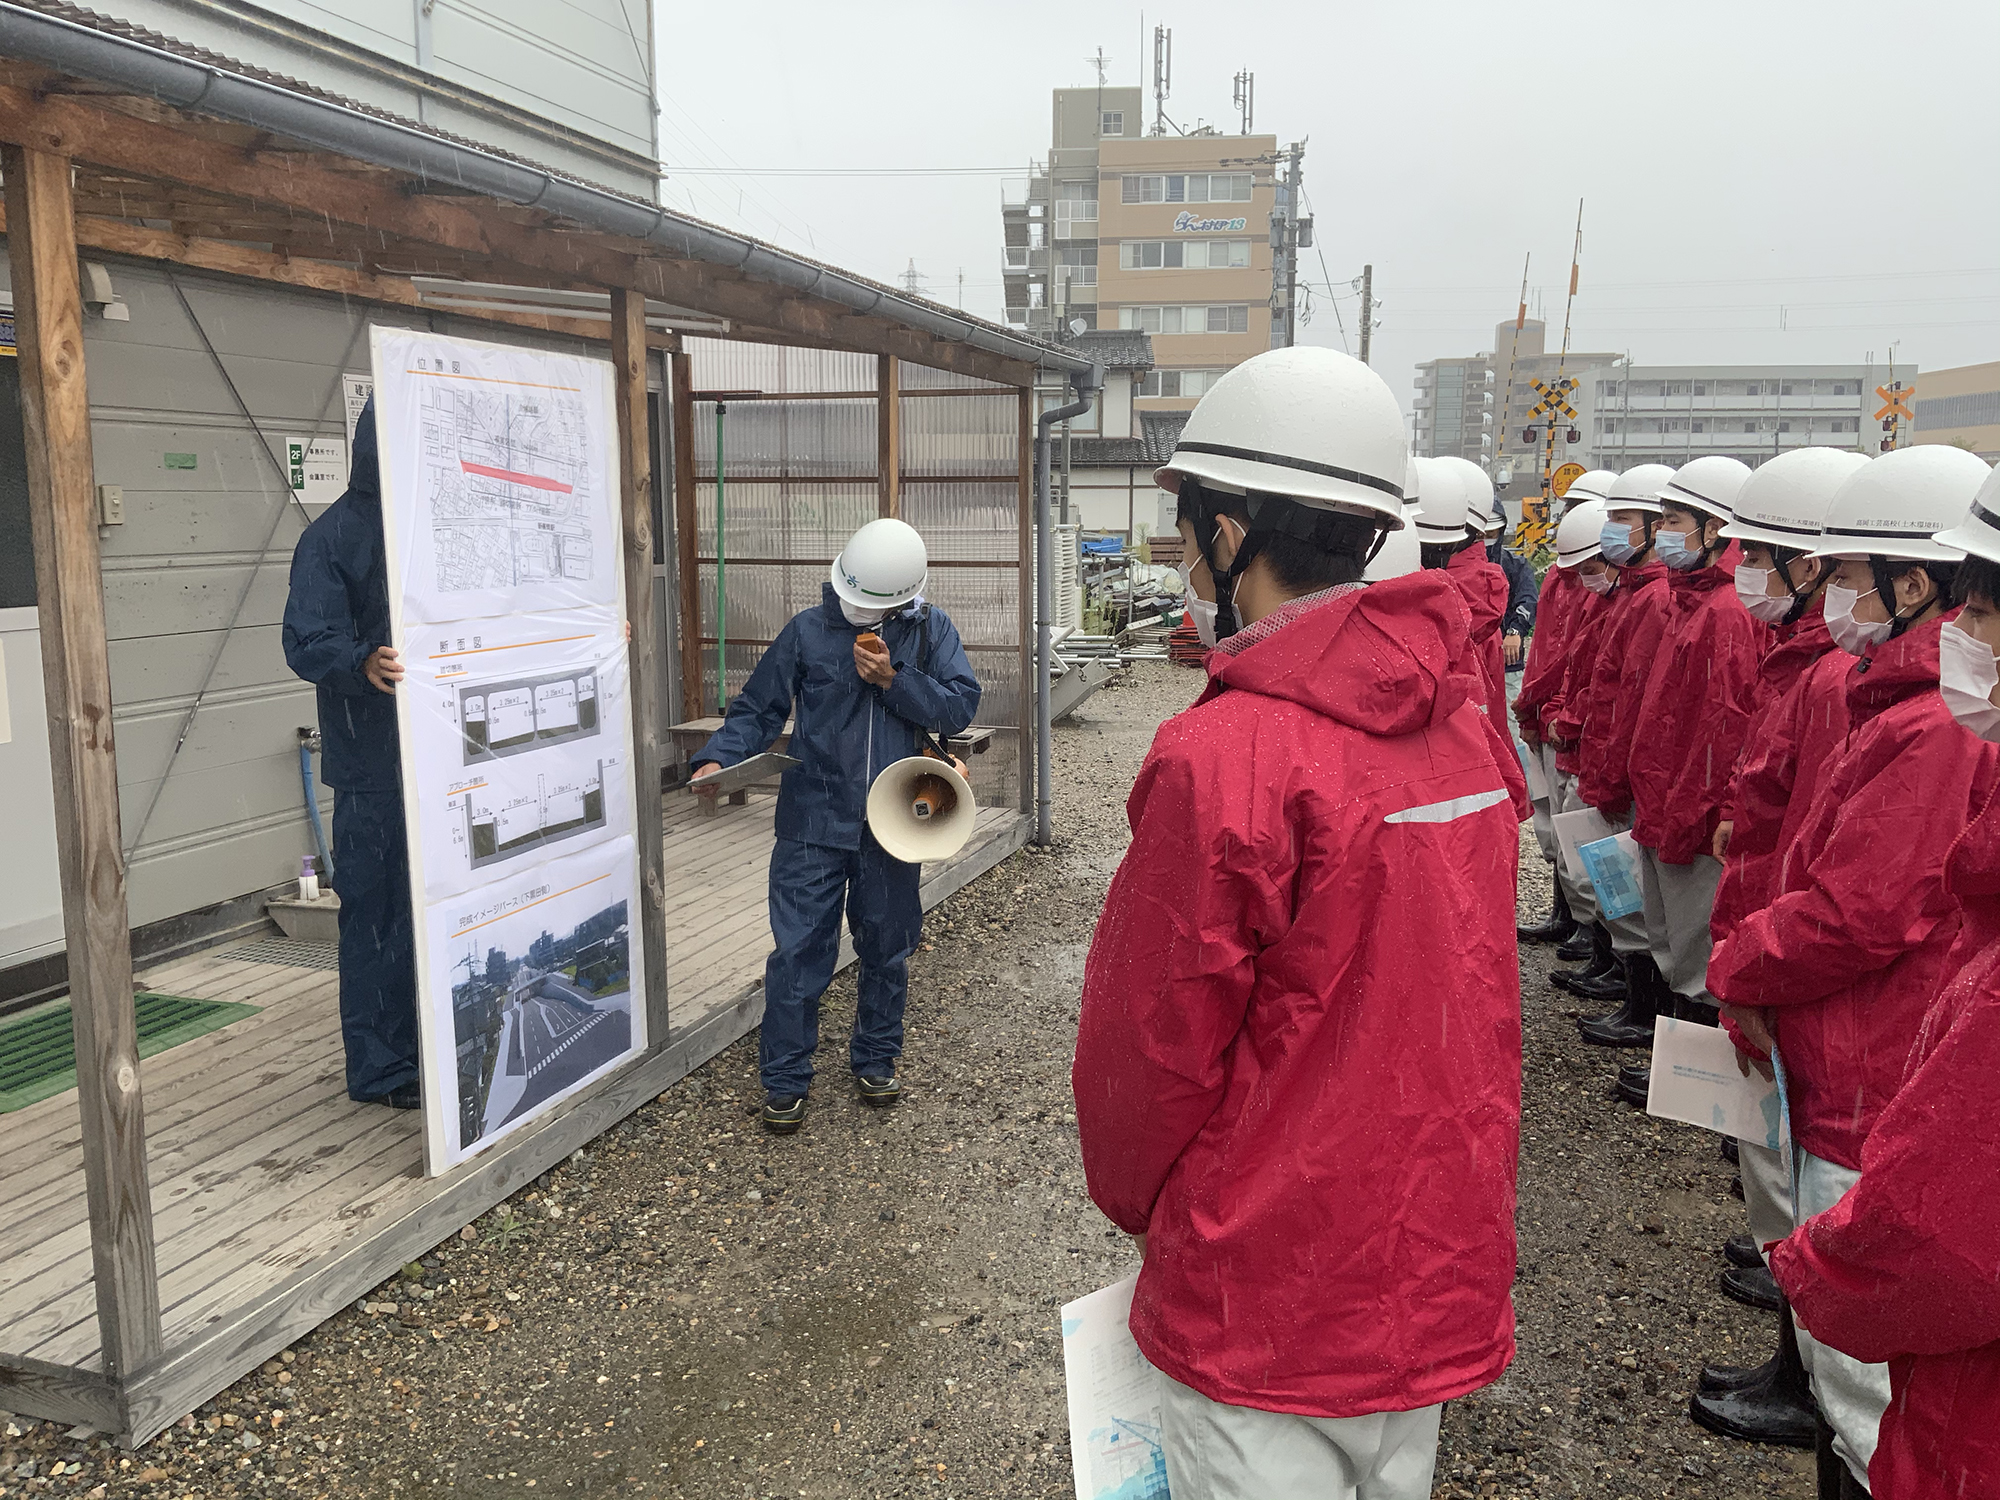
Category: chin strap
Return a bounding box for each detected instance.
[1188,500,1257,641]
[1867,557,1930,641]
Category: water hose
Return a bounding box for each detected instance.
[297,727,332,881]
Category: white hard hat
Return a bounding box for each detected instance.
[1810,446,1994,564]
[1719,448,1870,551]
[831,517,928,608]
[1924,455,2000,566]
[1411,456,1471,543]
[1155,347,1407,526]
[1604,463,1678,516]
[1363,519,1422,580]
[1657,455,1753,522]
[1560,470,1619,507]
[1556,499,1608,568]
[1439,458,1496,533]
[1400,457,1422,521]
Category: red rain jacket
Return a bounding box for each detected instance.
[1073,573,1522,1419]
[1709,607,1840,944]
[1444,546,1530,820]
[1770,790,2000,1497]
[1514,566,1587,744]
[1708,616,2000,1169]
[1628,553,1764,863]
[1576,558,1671,819]
[1546,592,1614,777]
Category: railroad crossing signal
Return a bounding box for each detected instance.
[1529,377,1578,421]
[1875,383,1913,424]
[1552,462,1587,498]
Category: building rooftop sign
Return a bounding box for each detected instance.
[1174,211,1248,233]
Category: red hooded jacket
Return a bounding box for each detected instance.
[1576,558,1672,818]
[1444,546,1530,819]
[1707,616,2000,1170]
[1546,590,1614,776]
[1769,787,2000,1498]
[1514,566,1587,743]
[1709,607,1840,943]
[1073,573,1522,1419]
[1628,553,1764,863]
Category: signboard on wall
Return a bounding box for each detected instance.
[371,328,647,1174]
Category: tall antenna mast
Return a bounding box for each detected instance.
[1492,250,1530,495]
[1151,25,1173,136]
[1531,200,1585,541]
[1233,69,1255,134]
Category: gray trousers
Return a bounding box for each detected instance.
[1637,847,1724,999]
[1791,1150,1891,1488]
[1158,1370,1442,1500]
[1528,742,1559,865]
[1555,773,1647,952]
[1738,1136,1795,1252]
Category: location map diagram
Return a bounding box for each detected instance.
[424,382,598,593]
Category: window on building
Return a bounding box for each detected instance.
[1780,384,1795,396]
[1745,383,1761,397]
[1120,171,1254,204]
[1667,383,1690,397]
[1101,111,1124,136]
[1119,304,1252,334]
[1138,368,1228,399]
[1119,239,1251,269]
[1692,420,1706,432]
[1778,421,1792,433]
[1694,384,1708,397]
[1831,382,1850,396]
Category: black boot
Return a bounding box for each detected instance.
[1551,923,1617,993]
[1519,884,1578,945]
[1690,1304,1818,1449]
[1722,1263,1785,1312]
[1554,923,1596,963]
[1579,953,1661,1047]
[1616,1064,1650,1108]
[1817,1413,1873,1496]
[1724,1232,1763,1269]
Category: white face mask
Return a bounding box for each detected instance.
[1578,568,1615,597]
[1824,581,1894,657]
[1734,565,1796,625]
[1177,561,1219,648]
[1939,621,2000,742]
[840,599,891,627]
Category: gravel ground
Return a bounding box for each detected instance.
[2,663,1817,1499]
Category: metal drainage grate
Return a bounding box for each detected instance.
[229,937,342,971]
[0,992,262,1112]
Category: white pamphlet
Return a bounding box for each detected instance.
[1061,1275,1172,1500]
[1550,805,1617,887]
[1646,1015,1785,1152]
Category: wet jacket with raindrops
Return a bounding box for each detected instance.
[282,400,401,792]
[1707,616,2000,1171]
[1546,590,1615,777]
[1513,566,1588,744]
[1708,606,1841,945]
[1444,545,1529,819]
[1575,557,1671,819]
[1627,550,1764,864]
[691,584,981,851]
[1072,573,1522,1420]
[1769,784,2000,1498]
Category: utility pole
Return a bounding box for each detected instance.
[1357,264,1374,365]
[1271,142,1305,347]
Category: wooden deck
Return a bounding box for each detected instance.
[0,796,1028,1440]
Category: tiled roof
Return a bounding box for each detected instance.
[1140,411,1191,463]
[1057,327,1154,372]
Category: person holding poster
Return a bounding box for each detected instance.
[281,400,421,1109]
[690,518,981,1135]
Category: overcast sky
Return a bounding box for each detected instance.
[661,0,1998,404]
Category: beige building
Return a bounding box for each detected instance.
[1004,87,1278,417]
[1914,361,2000,461]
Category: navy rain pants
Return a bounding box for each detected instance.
[332,789,419,1100]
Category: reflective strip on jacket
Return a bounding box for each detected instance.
[692,584,981,851]
[1628,552,1764,864]
[1707,615,2000,1170]
[1073,573,1522,1419]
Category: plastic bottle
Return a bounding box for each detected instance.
[299,855,320,903]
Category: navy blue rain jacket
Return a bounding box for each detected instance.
[282,401,401,792]
[1489,541,1540,639]
[693,585,982,850]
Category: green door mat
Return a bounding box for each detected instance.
[0,993,261,1113]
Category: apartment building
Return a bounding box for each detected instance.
[1915,361,2000,461]
[1583,364,1889,470]
[1003,86,1277,413]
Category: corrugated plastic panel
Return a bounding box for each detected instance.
[900,481,1019,563]
[695,399,876,480]
[695,482,876,561]
[898,360,1012,392]
[687,338,875,395]
[900,392,1018,478]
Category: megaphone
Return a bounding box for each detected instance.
[865,754,976,863]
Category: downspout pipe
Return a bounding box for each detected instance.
[0,3,1098,384]
[1033,364,1103,847]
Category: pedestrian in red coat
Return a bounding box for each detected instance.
[1074,349,1520,1499]
[1711,445,1999,1493]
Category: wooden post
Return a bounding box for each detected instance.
[877,355,901,519]
[1016,386,1034,815]
[3,143,162,1378]
[669,349,703,723]
[611,289,670,1048]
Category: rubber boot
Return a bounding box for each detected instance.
[1817,1411,1872,1496]
[1519,883,1578,946]
[1579,953,1661,1047]
[1690,1303,1818,1449]
[1554,922,1596,963]
[1551,923,1618,994]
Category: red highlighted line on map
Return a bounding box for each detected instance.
[461,460,573,494]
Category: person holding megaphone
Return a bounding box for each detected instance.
[690,518,981,1135]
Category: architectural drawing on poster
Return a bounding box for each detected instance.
[372,326,642,1173]
[1062,1276,1172,1500]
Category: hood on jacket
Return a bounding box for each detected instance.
[1208,573,1475,738]
[345,398,381,508]
[1851,613,1951,727]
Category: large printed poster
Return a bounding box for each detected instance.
[372,328,647,1173]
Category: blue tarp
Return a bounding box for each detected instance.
[1081,536,1126,556]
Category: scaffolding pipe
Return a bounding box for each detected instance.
[1034,365,1102,846]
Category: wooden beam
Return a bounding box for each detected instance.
[877,355,901,519]
[1016,388,1035,816]
[2,143,163,1379]
[611,289,670,1050]
[0,84,1039,387]
[0,1353,123,1434]
[669,350,704,724]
